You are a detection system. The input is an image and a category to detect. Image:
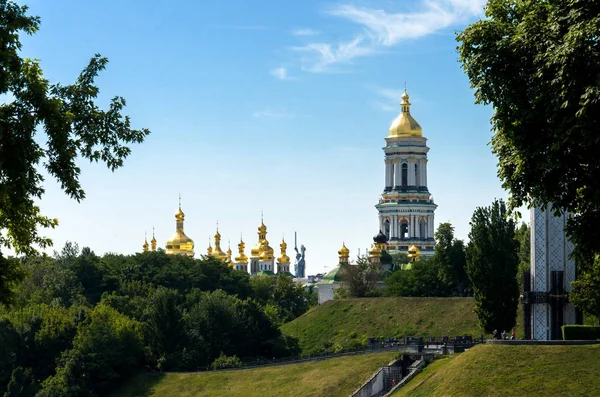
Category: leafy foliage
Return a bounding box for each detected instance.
[466,199,519,333]
[338,256,382,298]
[0,245,306,395]
[456,0,600,255]
[0,0,149,304]
[570,255,600,322]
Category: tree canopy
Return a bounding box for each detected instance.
[0,0,149,303]
[456,0,600,254]
[466,199,519,334]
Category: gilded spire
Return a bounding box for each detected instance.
[166,196,194,256]
[277,238,290,264]
[150,227,157,252]
[338,242,350,264]
[388,87,423,138]
[207,236,213,255]
[142,231,149,252]
[235,236,248,264]
[226,240,233,266]
[212,225,227,261]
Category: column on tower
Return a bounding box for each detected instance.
[385,160,393,190]
[424,159,428,187]
[394,159,401,189]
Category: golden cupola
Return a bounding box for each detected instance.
[211,228,228,261]
[338,242,350,264]
[235,237,249,264]
[388,88,422,138]
[408,245,421,262]
[277,239,290,264]
[142,233,149,252]
[165,197,195,257]
[226,241,233,267]
[207,237,213,256]
[150,228,157,252]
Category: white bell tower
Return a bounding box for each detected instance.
[375,89,437,256]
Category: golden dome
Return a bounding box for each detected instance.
[175,206,184,220]
[388,89,422,138]
[277,239,290,264]
[142,238,149,252]
[408,245,421,262]
[369,244,382,258]
[338,243,350,257]
[258,221,267,234]
[250,244,261,258]
[259,239,274,261]
[235,239,249,264]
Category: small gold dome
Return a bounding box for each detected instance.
[235,239,249,264]
[338,243,350,256]
[277,239,290,264]
[258,221,267,234]
[175,206,184,220]
[388,89,422,138]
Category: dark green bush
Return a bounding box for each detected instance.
[561,325,600,340]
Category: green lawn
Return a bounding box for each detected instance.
[394,344,600,397]
[111,352,397,397]
[281,297,509,355]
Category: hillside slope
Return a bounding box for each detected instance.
[111,352,397,397]
[281,297,495,355]
[394,344,600,396]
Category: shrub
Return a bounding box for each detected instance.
[211,354,242,370]
[562,325,600,340]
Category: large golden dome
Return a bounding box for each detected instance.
[165,229,194,255]
[165,199,194,257]
[388,89,422,138]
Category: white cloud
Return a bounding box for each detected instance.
[297,0,486,72]
[252,108,295,119]
[372,87,405,112]
[294,36,376,73]
[271,66,290,80]
[292,28,320,36]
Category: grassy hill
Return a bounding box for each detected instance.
[111,352,397,397]
[394,344,600,396]
[281,297,500,355]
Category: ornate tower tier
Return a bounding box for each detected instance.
[375,89,437,256]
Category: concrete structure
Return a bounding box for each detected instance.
[523,205,578,340]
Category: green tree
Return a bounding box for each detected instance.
[466,199,519,333]
[570,255,600,322]
[456,0,600,255]
[434,223,469,296]
[0,254,25,306]
[384,257,448,297]
[39,304,144,396]
[515,223,531,290]
[338,255,381,298]
[0,1,149,303]
[145,287,183,370]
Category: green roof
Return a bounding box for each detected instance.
[400,262,413,270]
[253,270,275,277]
[317,265,343,284]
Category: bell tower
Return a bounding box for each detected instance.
[375,88,437,256]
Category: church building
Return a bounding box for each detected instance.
[375,89,437,257]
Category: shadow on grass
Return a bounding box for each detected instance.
[108,372,166,397]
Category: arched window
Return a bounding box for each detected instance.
[402,163,408,187]
[400,219,409,240]
[384,219,390,238]
[420,219,427,239]
[415,163,420,187]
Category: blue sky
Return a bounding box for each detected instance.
[19,0,509,274]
